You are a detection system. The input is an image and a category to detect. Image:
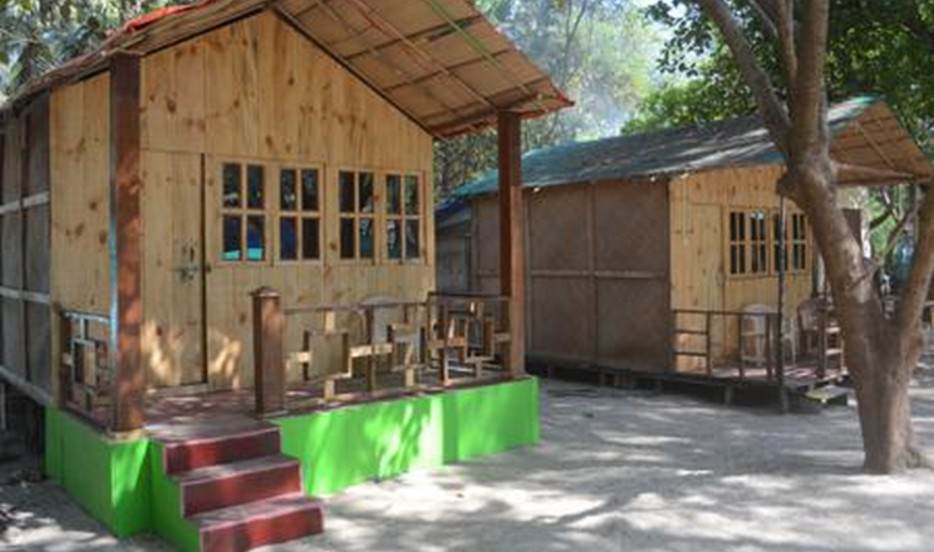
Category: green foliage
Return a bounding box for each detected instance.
[638,0,934,266]
[0,0,194,94]
[434,0,660,197]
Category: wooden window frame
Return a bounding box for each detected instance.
[219,161,268,265]
[384,171,424,263]
[337,168,378,264]
[275,165,324,265]
[769,209,809,275]
[726,207,770,279]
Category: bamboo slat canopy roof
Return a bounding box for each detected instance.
[457,96,933,196]
[0,0,571,137]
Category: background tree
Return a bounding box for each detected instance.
[0,0,193,93]
[434,0,658,196]
[635,0,934,281]
[675,0,933,473]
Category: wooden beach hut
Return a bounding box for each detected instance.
[440,97,932,395]
[0,1,569,550]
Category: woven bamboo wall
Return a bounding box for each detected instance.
[471,178,671,372]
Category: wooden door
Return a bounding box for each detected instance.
[142,151,206,387]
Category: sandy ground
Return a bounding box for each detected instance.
[2,372,933,552]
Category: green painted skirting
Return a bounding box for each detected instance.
[275,377,540,495]
[44,408,151,537]
[43,377,539,550]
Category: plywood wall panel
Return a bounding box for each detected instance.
[50,73,111,315]
[137,12,434,389]
[669,164,814,365]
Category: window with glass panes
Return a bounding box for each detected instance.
[338,171,375,260]
[221,163,266,262]
[279,167,321,261]
[728,209,768,276]
[790,213,808,272]
[385,174,421,260]
[771,210,808,274]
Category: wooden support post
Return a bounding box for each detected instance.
[498,111,525,376]
[109,52,144,433]
[252,287,286,417]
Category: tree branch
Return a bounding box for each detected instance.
[774,0,797,93]
[696,0,791,156]
[789,0,830,156]
[896,186,934,337]
[743,0,779,38]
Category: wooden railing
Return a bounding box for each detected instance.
[252,289,513,417]
[58,308,112,422]
[672,308,785,384]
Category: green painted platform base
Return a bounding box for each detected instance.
[275,377,540,495]
[43,377,539,551]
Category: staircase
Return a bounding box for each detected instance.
[154,418,323,552]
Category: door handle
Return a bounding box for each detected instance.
[175,264,200,282]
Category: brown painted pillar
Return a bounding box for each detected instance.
[109,52,144,433]
[498,111,526,375]
[252,287,286,417]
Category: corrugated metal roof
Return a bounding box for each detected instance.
[455,96,879,197]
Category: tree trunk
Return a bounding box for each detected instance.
[792,161,930,473]
[848,328,929,473]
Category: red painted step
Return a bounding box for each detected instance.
[163,426,280,474]
[177,455,303,516]
[192,492,324,552]
[154,417,325,551]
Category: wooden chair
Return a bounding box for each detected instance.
[797,296,843,375]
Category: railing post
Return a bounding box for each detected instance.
[252,287,286,417]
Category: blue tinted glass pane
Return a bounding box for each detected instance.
[386,175,401,215]
[223,215,242,261]
[360,218,374,259]
[302,218,320,260]
[280,169,297,211]
[301,169,319,212]
[246,215,264,261]
[405,219,420,259]
[404,175,419,215]
[359,173,374,214]
[387,220,402,260]
[280,217,297,260]
[339,172,355,213]
[247,165,264,209]
[223,164,241,208]
[340,218,355,259]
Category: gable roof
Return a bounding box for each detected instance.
[0,0,571,137]
[455,96,933,197]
